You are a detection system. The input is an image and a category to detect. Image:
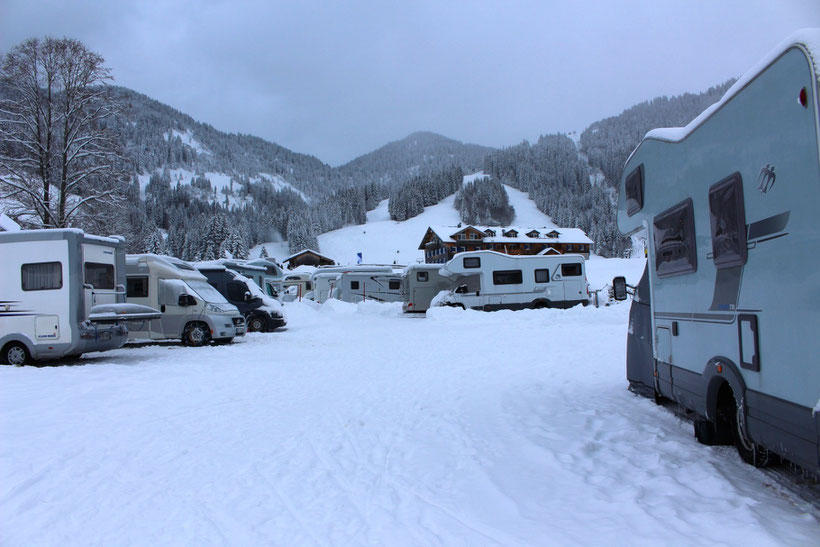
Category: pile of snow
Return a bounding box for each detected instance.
[1,297,817,544]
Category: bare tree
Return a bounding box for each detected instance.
[0,37,129,228]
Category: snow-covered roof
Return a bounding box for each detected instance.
[0,213,20,232]
[283,249,335,263]
[421,225,592,247]
[645,28,820,144]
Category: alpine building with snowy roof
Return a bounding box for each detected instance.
[418,224,592,263]
[282,249,336,269]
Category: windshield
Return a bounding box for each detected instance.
[185,280,229,304]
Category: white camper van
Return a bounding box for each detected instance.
[126,254,245,345]
[245,257,285,296]
[435,250,589,311]
[614,29,820,474]
[332,271,404,304]
[401,263,456,313]
[0,229,160,365]
[308,265,394,303]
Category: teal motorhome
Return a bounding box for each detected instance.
[615,30,820,474]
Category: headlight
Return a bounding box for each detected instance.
[206,303,229,313]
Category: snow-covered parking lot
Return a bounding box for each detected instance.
[2,299,818,545]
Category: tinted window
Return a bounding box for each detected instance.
[21,262,62,291]
[561,263,582,277]
[653,198,697,277]
[625,164,644,216]
[709,172,747,269]
[351,281,360,290]
[463,257,480,268]
[85,262,115,289]
[389,280,400,290]
[534,269,550,283]
[127,276,149,298]
[416,271,429,282]
[493,270,522,285]
[226,281,246,301]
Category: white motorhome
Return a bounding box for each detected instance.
[614,29,820,475]
[0,229,160,365]
[308,265,394,303]
[401,263,456,313]
[245,257,285,297]
[126,254,246,345]
[332,271,403,304]
[435,250,589,311]
[281,272,313,302]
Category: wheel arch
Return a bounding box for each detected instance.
[0,334,38,361]
[702,356,747,422]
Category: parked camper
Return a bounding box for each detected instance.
[197,265,286,332]
[197,259,271,297]
[281,273,312,302]
[401,263,456,313]
[435,250,589,311]
[245,257,285,296]
[614,30,820,474]
[126,254,245,345]
[332,271,403,303]
[0,229,160,365]
[308,265,394,303]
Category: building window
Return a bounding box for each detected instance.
[534,269,550,283]
[566,244,573,251]
[561,263,583,277]
[417,271,428,282]
[127,276,149,298]
[84,262,115,290]
[509,244,518,250]
[709,172,747,269]
[625,164,644,217]
[493,270,522,285]
[653,198,697,277]
[463,257,481,269]
[21,261,62,291]
[524,244,531,250]
[458,234,466,240]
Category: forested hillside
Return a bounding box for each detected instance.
[579,80,735,187]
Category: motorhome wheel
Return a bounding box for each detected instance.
[183,323,210,347]
[3,342,29,366]
[247,314,266,332]
[732,402,772,467]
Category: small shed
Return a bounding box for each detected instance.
[283,249,335,269]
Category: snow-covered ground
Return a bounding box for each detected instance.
[2,284,818,545]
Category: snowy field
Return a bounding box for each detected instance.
[2,257,818,545]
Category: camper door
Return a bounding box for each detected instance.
[552,262,586,301]
[82,244,119,315]
[158,278,193,339]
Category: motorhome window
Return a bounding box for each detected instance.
[172,262,195,271]
[21,262,62,291]
[625,164,644,216]
[227,282,246,301]
[417,271,428,282]
[709,172,747,269]
[389,280,400,290]
[534,269,550,283]
[561,263,583,277]
[653,198,697,277]
[84,262,115,289]
[127,276,149,298]
[351,281,360,290]
[493,270,523,285]
[463,257,480,268]
[158,278,189,305]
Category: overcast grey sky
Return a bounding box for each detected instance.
[2,1,819,165]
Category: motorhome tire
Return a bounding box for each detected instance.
[247,314,266,332]
[183,322,210,347]
[213,338,234,345]
[731,402,771,467]
[533,300,549,309]
[2,342,29,366]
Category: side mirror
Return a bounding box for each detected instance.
[244,291,251,302]
[178,294,196,307]
[612,276,628,301]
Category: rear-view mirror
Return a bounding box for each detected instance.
[612,276,628,301]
